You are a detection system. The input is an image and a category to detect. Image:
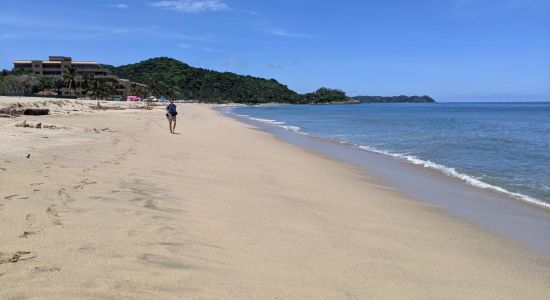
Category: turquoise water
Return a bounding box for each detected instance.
[231,102,550,208]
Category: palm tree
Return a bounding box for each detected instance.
[63,67,77,96]
[87,79,102,100]
[52,77,64,95]
[79,73,93,97]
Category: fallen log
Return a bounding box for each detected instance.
[23,108,49,115]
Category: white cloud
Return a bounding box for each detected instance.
[151,0,229,13]
[177,43,193,48]
[177,43,223,53]
[227,58,244,68]
[111,3,129,9]
[265,27,314,38]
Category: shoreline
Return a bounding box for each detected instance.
[222,104,550,211]
[1,99,550,298]
[220,107,550,256]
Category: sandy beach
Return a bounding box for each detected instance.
[1,97,549,299]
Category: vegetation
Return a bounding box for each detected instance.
[63,67,77,96]
[108,57,351,104]
[2,57,437,105]
[0,67,140,100]
[1,74,40,95]
[352,95,436,103]
[302,88,349,104]
[52,77,64,94]
[0,69,9,94]
[0,69,59,96]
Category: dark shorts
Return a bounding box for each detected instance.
[166,113,177,120]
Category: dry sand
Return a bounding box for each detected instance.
[0,97,549,299]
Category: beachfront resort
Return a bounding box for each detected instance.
[7,56,150,101]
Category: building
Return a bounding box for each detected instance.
[12,56,148,99]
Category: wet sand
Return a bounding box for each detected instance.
[1,98,549,298]
[231,113,550,257]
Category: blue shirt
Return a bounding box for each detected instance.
[167,104,177,115]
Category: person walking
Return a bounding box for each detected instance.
[166,99,178,134]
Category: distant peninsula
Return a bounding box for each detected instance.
[352,95,436,103]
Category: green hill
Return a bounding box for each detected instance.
[352,95,436,103]
[108,57,315,104]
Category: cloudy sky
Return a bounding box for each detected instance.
[1,0,549,101]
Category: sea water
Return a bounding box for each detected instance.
[230,102,550,209]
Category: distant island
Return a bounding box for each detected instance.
[352,95,436,103]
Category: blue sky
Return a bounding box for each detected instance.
[1,0,549,101]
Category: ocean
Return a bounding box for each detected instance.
[229,102,550,209]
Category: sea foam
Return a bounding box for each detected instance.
[355,145,550,210]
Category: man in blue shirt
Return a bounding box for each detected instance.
[166,99,178,134]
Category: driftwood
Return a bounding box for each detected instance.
[0,108,22,117]
[23,108,49,115]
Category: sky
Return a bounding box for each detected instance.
[1,0,549,101]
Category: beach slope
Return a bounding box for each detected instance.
[0,101,549,299]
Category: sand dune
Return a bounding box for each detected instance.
[0,99,549,299]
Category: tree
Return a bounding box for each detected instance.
[63,67,77,96]
[2,75,40,95]
[103,81,117,99]
[78,73,94,97]
[302,88,348,103]
[87,79,103,99]
[109,57,302,103]
[52,77,64,95]
[86,79,118,100]
[0,70,7,94]
[39,76,52,92]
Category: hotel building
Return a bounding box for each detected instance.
[12,56,148,98]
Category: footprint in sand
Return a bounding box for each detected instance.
[73,179,97,190]
[57,188,75,204]
[26,213,36,225]
[19,231,37,238]
[20,214,39,238]
[34,266,61,273]
[46,205,62,226]
[46,205,59,217]
[0,251,37,264]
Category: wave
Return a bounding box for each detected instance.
[228,109,550,210]
[353,145,550,209]
[234,114,308,135]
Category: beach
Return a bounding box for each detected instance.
[1,97,549,299]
